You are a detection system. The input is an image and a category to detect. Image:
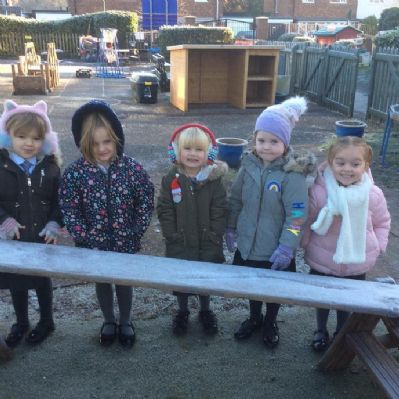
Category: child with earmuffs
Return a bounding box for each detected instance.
[157,124,228,336]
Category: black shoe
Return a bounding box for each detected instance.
[118,323,136,348]
[234,316,263,340]
[5,323,30,348]
[263,319,279,348]
[172,310,190,336]
[99,322,117,346]
[311,329,329,352]
[26,321,55,345]
[198,310,218,335]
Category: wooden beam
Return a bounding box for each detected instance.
[1,241,399,318]
[346,332,399,399]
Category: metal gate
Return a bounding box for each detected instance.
[201,18,254,38]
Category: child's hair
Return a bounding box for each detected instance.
[177,127,210,160]
[327,136,373,166]
[168,123,218,165]
[6,112,46,139]
[79,112,120,164]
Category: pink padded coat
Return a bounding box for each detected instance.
[301,162,391,277]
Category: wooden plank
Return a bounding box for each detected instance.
[346,332,399,399]
[169,48,188,111]
[0,336,12,362]
[228,50,247,109]
[1,241,399,317]
[383,317,399,342]
[319,313,380,370]
[167,45,283,51]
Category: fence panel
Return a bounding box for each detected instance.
[300,46,328,103]
[368,47,399,120]
[0,32,80,58]
[323,48,359,116]
[0,32,24,56]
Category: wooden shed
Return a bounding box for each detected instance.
[313,25,363,46]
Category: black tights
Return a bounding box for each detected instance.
[10,277,53,326]
[233,250,296,322]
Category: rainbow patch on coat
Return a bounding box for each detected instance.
[266,181,281,192]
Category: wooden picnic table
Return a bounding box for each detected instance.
[0,240,398,397]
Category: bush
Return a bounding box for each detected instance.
[277,33,298,42]
[0,11,138,47]
[374,29,399,48]
[158,25,234,60]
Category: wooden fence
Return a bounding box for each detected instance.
[259,41,359,117]
[367,47,399,120]
[0,32,81,58]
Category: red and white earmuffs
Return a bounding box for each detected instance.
[167,123,218,165]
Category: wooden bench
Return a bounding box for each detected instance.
[0,240,399,397]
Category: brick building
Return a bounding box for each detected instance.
[263,0,360,36]
[67,0,140,15]
[67,0,220,21]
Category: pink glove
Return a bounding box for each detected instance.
[0,217,24,240]
[225,228,237,252]
[270,244,294,271]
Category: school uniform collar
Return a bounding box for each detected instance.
[9,152,37,168]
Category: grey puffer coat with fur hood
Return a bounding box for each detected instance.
[157,161,228,263]
[228,148,316,261]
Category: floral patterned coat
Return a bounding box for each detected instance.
[59,155,154,254]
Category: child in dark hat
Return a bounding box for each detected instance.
[227,97,316,348]
[0,100,63,347]
[59,100,154,348]
[157,123,228,336]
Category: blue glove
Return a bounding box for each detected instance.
[270,244,294,270]
[225,228,237,252]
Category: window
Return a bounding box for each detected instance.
[302,0,315,3]
[195,0,208,2]
[330,0,347,3]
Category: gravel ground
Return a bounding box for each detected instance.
[0,60,398,399]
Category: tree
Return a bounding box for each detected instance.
[379,7,399,31]
[223,0,263,17]
[362,15,378,35]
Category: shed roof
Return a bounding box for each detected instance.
[313,25,362,36]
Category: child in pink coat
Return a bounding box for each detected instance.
[301,136,390,352]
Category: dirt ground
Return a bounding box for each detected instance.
[0,60,398,399]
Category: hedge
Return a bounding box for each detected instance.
[0,11,138,47]
[374,29,399,48]
[158,25,234,60]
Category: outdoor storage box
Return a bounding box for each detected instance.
[130,72,158,104]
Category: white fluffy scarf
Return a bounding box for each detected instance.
[311,166,372,264]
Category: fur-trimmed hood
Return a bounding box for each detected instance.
[245,146,317,176]
[0,100,60,159]
[175,160,228,182]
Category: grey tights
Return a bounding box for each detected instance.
[96,283,133,335]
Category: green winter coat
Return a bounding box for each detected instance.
[228,148,316,261]
[157,162,228,263]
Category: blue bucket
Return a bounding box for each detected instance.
[335,120,367,137]
[216,138,248,168]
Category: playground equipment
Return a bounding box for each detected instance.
[79,35,98,62]
[96,28,125,78]
[11,42,60,95]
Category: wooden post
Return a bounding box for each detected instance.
[256,17,269,40]
[0,335,12,362]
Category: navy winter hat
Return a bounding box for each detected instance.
[71,100,124,155]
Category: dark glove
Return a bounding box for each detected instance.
[270,244,294,271]
[225,228,237,252]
